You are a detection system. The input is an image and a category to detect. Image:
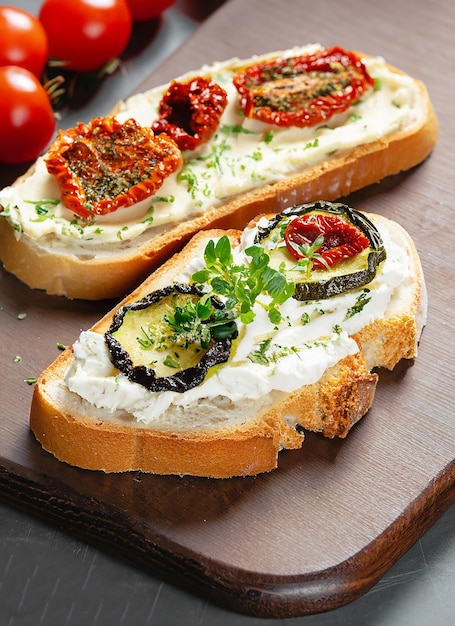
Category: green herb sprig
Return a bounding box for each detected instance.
[192,235,295,325]
[26,198,59,223]
[287,234,330,279]
[163,297,237,349]
[345,289,371,319]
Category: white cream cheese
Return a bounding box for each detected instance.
[0,46,425,251]
[65,218,410,429]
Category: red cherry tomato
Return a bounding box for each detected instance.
[0,6,48,78]
[0,66,56,165]
[39,0,133,72]
[126,0,177,21]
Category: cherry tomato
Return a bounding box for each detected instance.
[39,0,133,73]
[0,66,56,165]
[126,0,177,21]
[0,6,48,77]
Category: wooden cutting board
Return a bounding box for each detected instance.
[1,0,454,618]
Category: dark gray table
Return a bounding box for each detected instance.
[1,1,454,624]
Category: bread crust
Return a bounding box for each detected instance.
[0,61,438,300]
[29,214,425,477]
[30,351,375,477]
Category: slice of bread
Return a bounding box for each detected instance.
[29,208,427,477]
[0,47,438,300]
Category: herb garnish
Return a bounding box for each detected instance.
[220,124,256,136]
[191,235,295,325]
[116,226,128,240]
[345,289,371,319]
[247,338,272,365]
[142,205,154,225]
[177,167,203,203]
[304,138,319,150]
[163,297,237,349]
[197,137,231,173]
[248,338,302,366]
[26,198,59,222]
[163,355,180,369]
[286,234,330,278]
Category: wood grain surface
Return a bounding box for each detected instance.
[1,0,454,618]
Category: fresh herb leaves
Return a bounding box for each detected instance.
[345,289,371,319]
[163,297,237,349]
[220,124,256,136]
[191,235,295,325]
[247,338,272,365]
[287,234,330,278]
[248,339,301,366]
[135,294,237,358]
[26,198,59,222]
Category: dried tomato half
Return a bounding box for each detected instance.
[152,77,228,151]
[45,116,182,219]
[233,46,375,127]
[255,202,386,301]
[285,212,371,269]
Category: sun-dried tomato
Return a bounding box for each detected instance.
[45,116,182,219]
[152,76,228,151]
[285,212,371,269]
[233,46,375,128]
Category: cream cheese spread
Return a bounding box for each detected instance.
[0,45,425,252]
[65,217,411,429]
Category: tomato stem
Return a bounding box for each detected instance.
[43,75,66,107]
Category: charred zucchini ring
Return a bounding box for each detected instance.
[105,283,237,392]
[255,201,386,301]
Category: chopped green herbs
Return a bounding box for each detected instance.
[220,124,256,135]
[116,226,128,240]
[304,138,319,150]
[248,339,302,366]
[248,148,263,161]
[345,289,371,319]
[26,198,59,223]
[177,167,199,199]
[163,355,180,369]
[0,203,22,233]
[248,338,272,365]
[134,294,237,356]
[198,137,231,172]
[163,297,232,350]
[142,205,154,224]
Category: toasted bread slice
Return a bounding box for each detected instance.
[29,210,426,477]
[0,46,438,300]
